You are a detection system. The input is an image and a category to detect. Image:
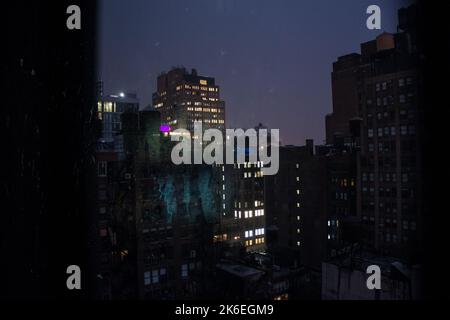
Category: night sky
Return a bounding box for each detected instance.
[99,0,413,145]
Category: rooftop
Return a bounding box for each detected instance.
[216,263,264,279]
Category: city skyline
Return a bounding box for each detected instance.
[5,0,450,303]
[99,0,413,145]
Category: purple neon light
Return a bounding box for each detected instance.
[160,125,171,133]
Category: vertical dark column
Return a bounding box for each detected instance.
[1,1,97,299]
[418,0,450,300]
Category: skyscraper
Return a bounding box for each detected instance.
[265,144,312,265]
[152,67,226,133]
[327,5,422,260]
[97,92,139,144]
[92,89,140,299]
[119,111,220,299]
[215,125,267,254]
[358,32,421,259]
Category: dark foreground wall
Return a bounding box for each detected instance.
[1,1,97,299]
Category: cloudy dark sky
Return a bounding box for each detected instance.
[99,0,413,145]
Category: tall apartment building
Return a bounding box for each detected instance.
[326,5,422,260]
[216,125,268,254]
[90,90,140,299]
[276,139,358,274]
[265,143,313,266]
[91,88,143,299]
[97,92,139,143]
[152,67,226,133]
[116,111,220,299]
[359,35,421,259]
[219,160,266,253]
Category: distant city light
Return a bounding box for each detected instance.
[119,92,125,98]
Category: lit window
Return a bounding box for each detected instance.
[144,271,151,285]
[378,128,383,137]
[104,102,114,112]
[391,127,396,136]
[181,264,188,278]
[255,228,265,236]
